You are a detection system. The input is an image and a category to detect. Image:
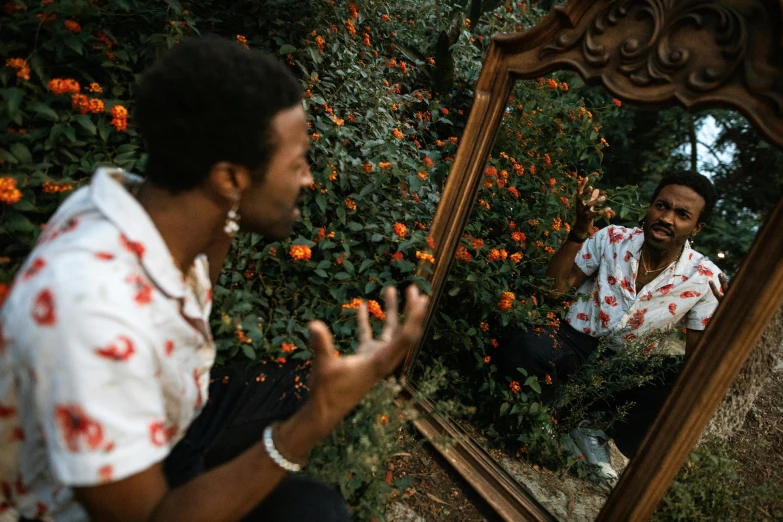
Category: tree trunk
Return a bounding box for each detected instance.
[701,304,783,440]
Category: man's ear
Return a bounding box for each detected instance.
[205,162,252,201]
[691,222,704,238]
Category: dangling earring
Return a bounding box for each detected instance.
[224,196,241,238]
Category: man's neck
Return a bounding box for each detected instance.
[135,182,225,276]
[640,242,685,271]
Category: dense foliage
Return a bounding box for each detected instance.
[2,0,778,519]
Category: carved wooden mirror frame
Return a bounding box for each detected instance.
[399,1,783,520]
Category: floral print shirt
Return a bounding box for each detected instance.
[565,225,722,351]
[0,168,215,521]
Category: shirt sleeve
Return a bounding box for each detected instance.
[573,227,607,278]
[25,261,170,487]
[685,270,723,331]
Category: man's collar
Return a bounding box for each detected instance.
[90,167,186,299]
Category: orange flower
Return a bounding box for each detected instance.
[288,245,312,261]
[544,154,551,167]
[391,252,403,262]
[509,381,521,393]
[381,13,391,22]
[236,34,249,48]
[48,78,81,95]
[545,374,553,385]
[344,198,356,210]
[5,58,30,81]
[88,82,102,93]
[490,338,499,348]
[392,222,406,238]
[530,165,536,175]
[64,20,81,33]
[507,187,519,198]
[88,98,104,114]
[42,182,73,193]
[72,94,90,114]
[362,163,373,173]
[498,291,515,311]
[510,252,523,263]
[559,82,569,91]
[362,33,371,47]
[425,237,435,249]
[379,161,392,170]
[549,178,556,186]
[0,177,22,204]
[455,245,472,262]
[416,251,435,263]
[440,107,449,115]
[417,171,426,180]
[511,231,526,243]
[472,238,484,250]
[345,18,357,37]
[281,342,297,353]
[612,98,622,107]
[367,300,385,320]
[332,116,344,126]
[235,330,251,344]
[349,2,358,19]
[110,105,128,131]
[546,78,558,90]
[483,356,491,364]
[479,322,489,332]
[343,297,363,310]
[600,137,609,147]
[392,128,403,139]
[315,35,325,52]
[423,156,434,168]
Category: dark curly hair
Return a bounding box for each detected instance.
[651,171,717,223]
[135,36,302,192]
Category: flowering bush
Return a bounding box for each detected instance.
[0,0,643,516]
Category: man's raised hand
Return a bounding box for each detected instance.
[574,176,613,237]
[303,285,429,435]
[710,273,729,303]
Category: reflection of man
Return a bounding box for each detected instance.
[0,37,427,521]
[499,171,726,485]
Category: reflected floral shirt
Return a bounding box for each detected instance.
[0,168,214,521]
[565,225,722,351]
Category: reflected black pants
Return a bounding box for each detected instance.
[163,361,350,522]
[498,322,682,458]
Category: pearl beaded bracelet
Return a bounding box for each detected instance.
[262,423,302,472]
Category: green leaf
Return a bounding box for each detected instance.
[314,269,328,278]
[0,88,25,119]
[73,115,97,135]
[371,233,384,242]
[279,44,297,54]
[9,143,32,164]
[342,259,355,275]
[241,344,256,360]
[29,102,59,121]
[335,272,352,281]
[359,259,374,273]
[499,402,509,416]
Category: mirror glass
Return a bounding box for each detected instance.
[413,74,783,521]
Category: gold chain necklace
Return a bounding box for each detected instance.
[641,250,681,275]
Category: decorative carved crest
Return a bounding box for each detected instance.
[495,0,783,147]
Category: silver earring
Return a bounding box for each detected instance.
[224,197,241,238]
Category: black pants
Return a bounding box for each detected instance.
[498,322,682,458]
[163,361,350,522]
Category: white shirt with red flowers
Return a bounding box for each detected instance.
[0,168,215,521]
[565,225,722,351]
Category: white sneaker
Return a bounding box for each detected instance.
[569,422,619,488]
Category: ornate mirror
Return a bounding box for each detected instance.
[400,1,783,520]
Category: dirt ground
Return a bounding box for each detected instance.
[388,367,783,521]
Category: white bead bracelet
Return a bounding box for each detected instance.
[263,423,302,472]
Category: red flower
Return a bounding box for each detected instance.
[606,275,617,286]
[0,401,16,418]
[599,311,611,328]
[54,404,104,452]
[668,303,677,315]
[620,278,633,292]
[32,289,56,326]
[695,265,714,277]
[126,275,152,306]
[22,258,46,280]
[629,308,648,330]
[657,284,674,295]
[119,233,145,259]
[94,252,114,261]
[624,250,632,262]
[94,335,135,361]
[680,290,702,299]
[701,317,711,327]
[582,253,592,259]
[583,327,591,334]
[576,313,589,321]
[149,421,177,447]
[604,296,617,307]
[164,340,175,356]
[98,465,113,483]
[391,252,404,262]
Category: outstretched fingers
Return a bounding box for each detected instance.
[379,286,399,342]
[308,320,335,360]
[357,300,372,344]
